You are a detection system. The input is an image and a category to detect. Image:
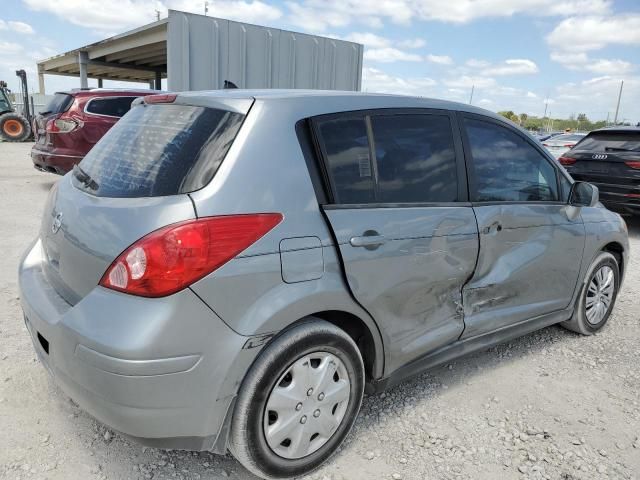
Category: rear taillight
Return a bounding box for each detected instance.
[144,93,177,104]
[99,214,283,297]
[624,160,640,170]
[564,144,574,148]
[46,117,79,133]
[559,156,576,166]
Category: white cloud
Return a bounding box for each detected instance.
[364,47,422,63]
[547,15,640,52]
[444,75,496,89]
[426,54,453,65]
[362,66,436,96]
[398,38,426,49]
[343,32,391,49]
[526,91,537,98]
[285,0,612,31]
[466,59,490,68]
[481,59,539,76]
[0,41,24,55]
[0,20,35,34]
[22,0,282,33]
[550,51,635,75]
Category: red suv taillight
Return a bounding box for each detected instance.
[46,116,79,133]
[99,214,283,297]
[558,156,576,166]
[624,160,640,170]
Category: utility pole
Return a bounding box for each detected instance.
[204,1,209,15]
[468,84,474,104]
[543,91,550,118]
[155,10,160,21]
[606,112,610,126]
[613,80,624,125]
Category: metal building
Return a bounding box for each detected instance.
[36,10,363,94]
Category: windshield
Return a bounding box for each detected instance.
[574,132,640,152]
[74,103,245,198]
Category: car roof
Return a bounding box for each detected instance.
[56,88,157,97]
[175,89,509,122]
[591,126,640,134]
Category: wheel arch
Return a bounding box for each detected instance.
[602,241,625,277]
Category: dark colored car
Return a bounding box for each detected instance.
[559,127,640,214]
[31,89,152,174]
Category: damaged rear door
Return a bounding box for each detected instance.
[459,114,584,338]
[313,109,479,374]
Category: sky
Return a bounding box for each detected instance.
[1,0,639,123]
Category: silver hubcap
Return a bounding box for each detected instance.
[585,265,615,325]
[263,352,351,459]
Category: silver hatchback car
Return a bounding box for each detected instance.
[19,90,628,479]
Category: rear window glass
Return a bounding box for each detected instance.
[575,132,640,152]
[85,96,139,118]
[74,104,244,198]
[42,93,73,115]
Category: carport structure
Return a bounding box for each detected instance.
[37,19,167,93]
[36,10,363,95]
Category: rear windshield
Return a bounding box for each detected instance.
[41,93,73,115]
[575,132,640,152]
[85,96,140,118]
[73,104,244,197]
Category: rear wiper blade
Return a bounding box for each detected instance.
[604,146,640,152]
[72,164,99,190]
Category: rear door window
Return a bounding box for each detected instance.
[464,117,559,202]
[314,111,459,204]
[74,104,244,198]
[315,116,376,204]
[574,132,640,153]
[370,114,457,203]
[85,96,140,118]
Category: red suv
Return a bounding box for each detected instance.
[31,89,151,174]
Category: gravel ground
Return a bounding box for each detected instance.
[1,141,638,480]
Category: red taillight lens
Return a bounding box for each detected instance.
[564,144,575,148]
[99,214,283,297]
[559,156,576,166]
[46,116,79,133]
[624,160,640,169]
[144,93,177,104]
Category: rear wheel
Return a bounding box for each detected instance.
[0,112,31,142]
[229,319,364,479]
[561,252,620,335]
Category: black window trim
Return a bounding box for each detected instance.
[457,111,571,206]
[83,95,143,119]
[309,107,469,208]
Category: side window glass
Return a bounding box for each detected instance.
[86,97,138,118]
[370,114,458,203]
[316,116,375,204]
[464,118,559,202]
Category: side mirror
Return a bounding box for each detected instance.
[569,181,599,207]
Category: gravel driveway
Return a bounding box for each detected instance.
[1,142,638,480]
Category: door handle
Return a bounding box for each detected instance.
[483,222,503,235]
[350,234,387,249]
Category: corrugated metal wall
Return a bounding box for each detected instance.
[167,10,363,92]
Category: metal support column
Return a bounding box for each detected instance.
[155,71,162,90]
[97,78,103,88]
[78,51,89,89]
[37,65,45,94]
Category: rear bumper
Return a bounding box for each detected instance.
[31,147,83,175]
[18,239,258,452]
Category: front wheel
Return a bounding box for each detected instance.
[229,319,365,479]
[561,251,620,335]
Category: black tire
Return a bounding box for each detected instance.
[561,252,620,335]
[229,319,365,479]
[0,112,31,142]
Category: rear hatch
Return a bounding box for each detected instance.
[564,130,640,203]
[34,92,74,145]
[39,97,250,304]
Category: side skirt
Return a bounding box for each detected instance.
[367,307,572,393]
